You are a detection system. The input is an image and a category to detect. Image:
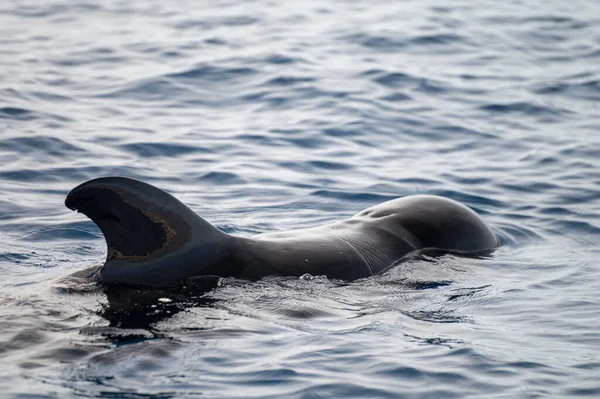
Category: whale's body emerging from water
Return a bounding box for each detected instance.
[66,177,498,287]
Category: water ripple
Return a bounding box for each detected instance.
[1,0,600,397]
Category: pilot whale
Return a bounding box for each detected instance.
[65,177,498,287]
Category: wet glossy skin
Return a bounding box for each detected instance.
[66,177,498,287]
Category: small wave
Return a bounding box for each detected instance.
[263,76,316,87]
[533,79,600,101]
[311,190,398,203]
[307,160,351,171]
[0,107,36,121]
[431,189,505,210]
[199,171,246,184]
[0,136,84,158]
[344,32,472,53]
[478,101,572,117]
[19,226,100,242]
[166,64,258,81]
[264,54,300,65]
[120,142,206,158]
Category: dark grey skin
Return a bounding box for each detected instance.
[65,177,498,287]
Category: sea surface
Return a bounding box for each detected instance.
[1,0,599,397]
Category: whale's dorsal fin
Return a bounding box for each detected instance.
[65,177,229,286]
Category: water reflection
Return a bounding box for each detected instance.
[99,277,220,333]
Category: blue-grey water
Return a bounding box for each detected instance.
[1,0,599,397]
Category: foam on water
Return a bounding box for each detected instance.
[1,0,599,397]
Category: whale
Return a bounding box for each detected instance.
[65,177,498,287]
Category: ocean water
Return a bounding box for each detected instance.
[1,0,599,397]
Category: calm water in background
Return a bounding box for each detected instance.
[1,0,599,397]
